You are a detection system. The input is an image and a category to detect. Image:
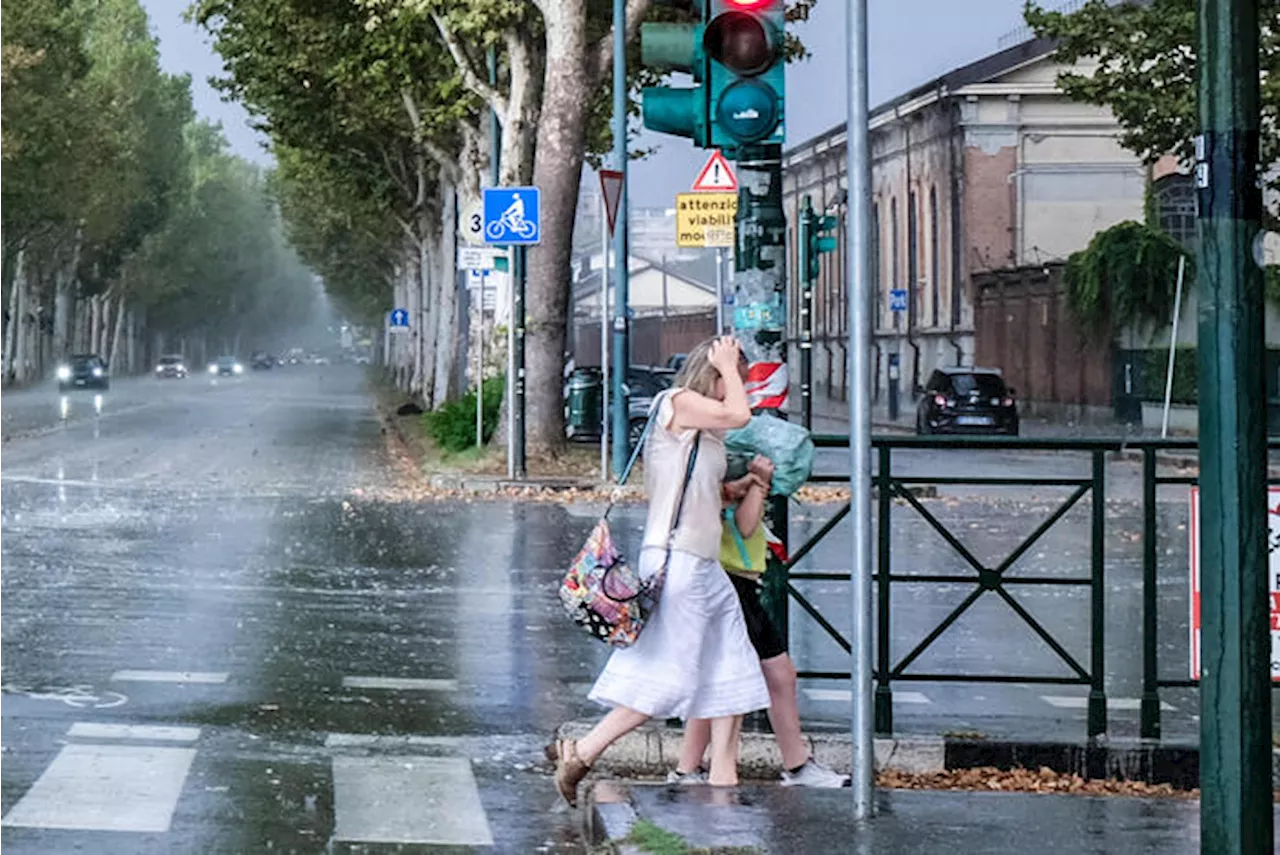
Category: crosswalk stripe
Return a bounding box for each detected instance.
[111,670,228,684]
[1041,695,1176,712]
[67,722,200,743]
[331,755,494,845]
[342,676,457,692]
[803,688,931,704]
[1,744,196,833]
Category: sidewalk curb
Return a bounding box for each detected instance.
[558,721,1280,791]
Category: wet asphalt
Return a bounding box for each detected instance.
[0,367,1271,852]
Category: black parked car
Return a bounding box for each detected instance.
[250,351,275,370]
[916,368,1018,436]
[57,354,109,392]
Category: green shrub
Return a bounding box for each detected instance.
[423,377,505,452]
[1137,348,1199,404]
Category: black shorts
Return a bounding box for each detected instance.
[728,572,788,660]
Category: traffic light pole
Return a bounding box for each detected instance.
[609,0,630,479]
[732,142,788,640]
[797,195,820,430]
[1195,0,1270,851]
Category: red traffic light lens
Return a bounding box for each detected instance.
[704,12,777,76]
[726,0,772,6]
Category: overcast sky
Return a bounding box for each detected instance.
[142,0,1031,208]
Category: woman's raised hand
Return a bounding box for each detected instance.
[708,337,742,376]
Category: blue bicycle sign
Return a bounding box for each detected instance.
[483,187,540,245]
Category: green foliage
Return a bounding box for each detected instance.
[1025,0,1280,223]
[423,376,505,451]
[1136,348,1198,404]
[1064,220,1193,337]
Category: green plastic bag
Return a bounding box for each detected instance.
[724,415,814,497]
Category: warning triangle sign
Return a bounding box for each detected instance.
[599,169,624,235]
[692,150,738,192]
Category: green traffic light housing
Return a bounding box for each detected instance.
[799,197,838,282]
[640,17,711,146]
[704,0,784,149]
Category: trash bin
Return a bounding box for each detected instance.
[566,367,603,438]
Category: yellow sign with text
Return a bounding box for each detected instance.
[676,193,737,248]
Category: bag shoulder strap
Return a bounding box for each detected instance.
[666,432,702,546]
[602,390,668,521]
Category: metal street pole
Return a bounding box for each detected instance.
[477,272,484,447]
[732,142,789,645]
[490,47,517,480]
[601,193,611,481]
[846,0,875,822]
[513,245,527,478]
[715,248,725,334]
[799,195,815,431]
[609,0,630,479]
[1195,0,1270,851]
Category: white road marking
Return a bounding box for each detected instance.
[111,670,228,684]
[67,723,200,743]
[342,676,457,692]
[0,744,196,833]
[325,733,458,749]
[802,688,931,705]
[331,755,494,845]
[1041,695,1176,712]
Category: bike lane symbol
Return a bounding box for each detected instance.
[482,187,541,245]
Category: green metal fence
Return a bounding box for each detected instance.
[781,435,1280,740]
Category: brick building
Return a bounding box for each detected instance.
[782,37,1159,409]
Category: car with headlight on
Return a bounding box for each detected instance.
[57,354,110,392]
[208,356,244,377]
[155,354,188,379]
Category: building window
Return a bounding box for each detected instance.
[891,196,900,330]
[1154,174,1197,248]
[871,201,882,328]
[930,185,940,328]
[907,189,918,325]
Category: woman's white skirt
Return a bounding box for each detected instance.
[588,547,770,720]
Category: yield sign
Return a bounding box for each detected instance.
[692,150,738,192]
[599,169,624,235]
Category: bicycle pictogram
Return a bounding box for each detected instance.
[1,682,129,709]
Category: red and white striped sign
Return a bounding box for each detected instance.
[745,362,789,410]
[1189,486,1280,680]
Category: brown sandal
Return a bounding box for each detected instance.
[547,737,592,807]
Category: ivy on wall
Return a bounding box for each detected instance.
[1064,220,1194,339]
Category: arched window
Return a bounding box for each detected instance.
[871,201,882,327]
[1153,174,1197,248]
[891,196,900,330]
[929,186,940,328]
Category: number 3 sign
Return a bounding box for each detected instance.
[460,202,485,246]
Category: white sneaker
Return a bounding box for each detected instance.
[780,759,850,788]
[665,768,707,785]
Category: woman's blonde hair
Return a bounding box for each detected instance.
[674,337,732,398]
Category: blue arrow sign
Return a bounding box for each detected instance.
[889,289,908,313]
[390,308,409,327]
[483,187,540,245]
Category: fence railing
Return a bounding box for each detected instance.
[781,435,1279,740]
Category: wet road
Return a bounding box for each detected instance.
[1,367,1269,852]
[2,368,592,853]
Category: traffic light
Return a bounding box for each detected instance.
[704,0,785,149]
[799,196,838,283]
[640,5,711,146]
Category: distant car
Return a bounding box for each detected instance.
[666,353,688,372]
[208,356,244,377]
[916,367,1019,436]
[310,354,331,366]
[154,354,188,379]
[250,352,275,370]
[353,354,372,366]
[57,354,109,392]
